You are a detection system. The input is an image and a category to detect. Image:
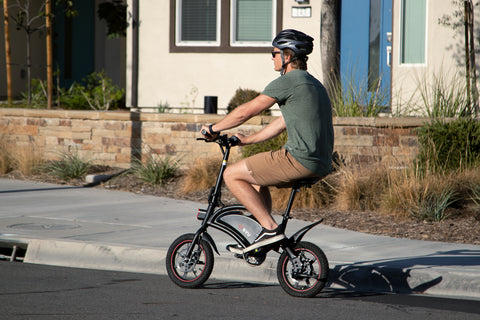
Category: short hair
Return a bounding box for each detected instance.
[283,48,308,70]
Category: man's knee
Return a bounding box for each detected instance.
[223,161,251,187]
[223,166,233,185]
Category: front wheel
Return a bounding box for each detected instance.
[166,233,214,288]
[277,241,329,298]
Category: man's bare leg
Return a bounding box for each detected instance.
[223,160,278,230]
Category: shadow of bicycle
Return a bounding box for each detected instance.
[328,249,480,294]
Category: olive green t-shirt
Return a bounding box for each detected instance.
[262,69,334,176]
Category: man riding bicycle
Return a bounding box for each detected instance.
[201,29,334,254]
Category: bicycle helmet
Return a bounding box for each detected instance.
[272,29,313,74]
[272,29,314,56]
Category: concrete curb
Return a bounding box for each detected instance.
[21,238,480,299]
[23,238,279,284]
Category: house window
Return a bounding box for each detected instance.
[170,0,283,53]
[231,0,275,46]
[400,0,426,64]
[176,0,220,46]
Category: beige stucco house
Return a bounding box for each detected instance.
[124,0,478,115]
[0,0,477,117]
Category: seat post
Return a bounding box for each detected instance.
[282,186,301,220]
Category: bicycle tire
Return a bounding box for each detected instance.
[277,241,329,298]
[166,233,214,288]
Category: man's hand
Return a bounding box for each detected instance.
[200,124,218,140]
[233,133,248,146]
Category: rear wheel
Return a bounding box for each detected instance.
[166,233,214,288]
[277,241,329,298]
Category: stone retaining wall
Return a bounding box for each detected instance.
[0,108,424,169]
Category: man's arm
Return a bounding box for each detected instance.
[201,94,276,135]
[238,116,286,146]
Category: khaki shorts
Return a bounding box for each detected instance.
[244,149,318,187]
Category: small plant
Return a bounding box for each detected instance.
[21,79,47,108]
[131,153,179,185]
[43,148,91,180]
[417,71,472,118]
[157,101,171,113]
[407,184,457,222]
[468,183,480,211]
[180,85,199,108]
[80,71,125,111]
[328,68,388,117]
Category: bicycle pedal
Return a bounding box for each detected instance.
[226,244,244,255]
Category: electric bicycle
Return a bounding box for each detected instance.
[165,133,329,297]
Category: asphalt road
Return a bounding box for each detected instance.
[0,262,479,320]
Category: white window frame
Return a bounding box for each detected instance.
[175,0,221,47]
[229,0,276,47]
[399,0,428,66]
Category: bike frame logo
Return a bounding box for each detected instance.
[238,224,251,237]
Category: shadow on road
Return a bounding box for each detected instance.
[328,249,480,294]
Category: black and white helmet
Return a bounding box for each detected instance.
[272,29,313,56]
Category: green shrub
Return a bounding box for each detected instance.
[81,71,125,110]
[43,149,91,180]
[21,79,47,108]
[415,118,480,173]
[59,83,90,110]
[20,72,124,110]
[227,88,271,116]
[131,153,179,185]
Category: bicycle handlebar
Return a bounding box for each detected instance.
[198,130,240,147]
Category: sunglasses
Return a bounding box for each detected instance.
[271,51,281,58]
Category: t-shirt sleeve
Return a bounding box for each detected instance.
[262,77,292,105]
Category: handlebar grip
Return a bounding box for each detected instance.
[229,135,240,146]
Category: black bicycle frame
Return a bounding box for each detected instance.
[186,134,323,259]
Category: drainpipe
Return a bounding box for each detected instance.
[131,0,139,109]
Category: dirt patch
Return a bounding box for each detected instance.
[3,167,479,246]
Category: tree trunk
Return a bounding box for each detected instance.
[46,0,53,109]
[321,0,340,98]
[3,0,12,104]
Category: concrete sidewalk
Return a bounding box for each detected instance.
[1,178,479,300]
